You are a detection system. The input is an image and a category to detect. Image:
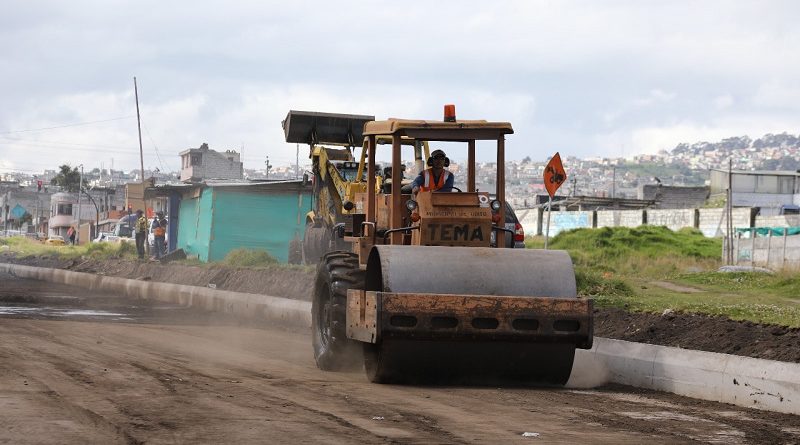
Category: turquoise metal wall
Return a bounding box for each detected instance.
[176,189,214,262]
[208,188,308,263]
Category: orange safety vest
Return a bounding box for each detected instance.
[419,169,450,192]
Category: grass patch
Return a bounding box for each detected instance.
[220,248,279,267]
[0,236,139,260]
[525,226,800,327]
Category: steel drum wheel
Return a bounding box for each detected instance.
[364,339,575,385]
[361,246,583,386]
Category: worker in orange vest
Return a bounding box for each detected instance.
[411,149,454,194]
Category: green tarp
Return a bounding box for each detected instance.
[735,226,800,237]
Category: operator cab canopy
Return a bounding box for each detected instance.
[363,118,513,142]
[362,114,514,197]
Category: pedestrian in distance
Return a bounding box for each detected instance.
[67,226,76,245]
[134,209,148,260]
[151,212,167,260]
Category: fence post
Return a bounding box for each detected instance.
[783,230,788,270]
[766,231,772,268]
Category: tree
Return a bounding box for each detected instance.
[50,165,85,192]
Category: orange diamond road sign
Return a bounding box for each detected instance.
[544,152,567,198]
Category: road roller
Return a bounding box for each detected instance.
[311,106,593,384]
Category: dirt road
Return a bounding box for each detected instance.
[1,274,798,444]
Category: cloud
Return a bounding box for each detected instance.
[754,81,800,108]
[714,94,734,110]
[2,0,800,173]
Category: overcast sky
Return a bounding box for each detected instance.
[1,0,798,175]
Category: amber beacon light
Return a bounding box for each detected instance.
[443,104,456,122]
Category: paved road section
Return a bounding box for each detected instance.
[1,272,798,444]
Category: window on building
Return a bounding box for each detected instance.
[755,175,778,193]
[191,153,202,166]
[732,174,756,192]
[56,203,73,215]
[778,176,794,194]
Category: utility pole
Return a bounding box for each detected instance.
[727,158,734,265]
[296,143,300,179]
[611,165,616,199]
[134,77,145,212]
[76,164,83,244]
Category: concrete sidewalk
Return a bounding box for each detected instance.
[2,262,798,415]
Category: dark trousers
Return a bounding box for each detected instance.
[135,232,147,258]
[154,236,166,259]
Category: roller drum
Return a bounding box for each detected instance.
[362,245,583,385]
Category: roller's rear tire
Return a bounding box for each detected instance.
[312,251,365,371]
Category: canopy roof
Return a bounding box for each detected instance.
[363,119,513,141]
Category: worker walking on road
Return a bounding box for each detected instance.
[134,209,148,260]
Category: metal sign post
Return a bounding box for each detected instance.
[544,196,552,249]
[543,152,567,250]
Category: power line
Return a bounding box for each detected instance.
[0,139,140,156]
[142,122,177,173]
[0,116,135,135]
[0,135,138,151]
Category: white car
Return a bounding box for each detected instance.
[94,232,134,244]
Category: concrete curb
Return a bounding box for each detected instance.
[0,263,310,328]
[574,338,799,415]
[2,263,798,415]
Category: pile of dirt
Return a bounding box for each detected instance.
[2,252,798,363]
[595,308,800,363]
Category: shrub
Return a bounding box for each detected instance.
[221,248,278,267]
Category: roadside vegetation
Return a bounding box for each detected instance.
[0,236,138,260]
[0,237,298,269]
[527,225,800,327]
[220,248,279,267]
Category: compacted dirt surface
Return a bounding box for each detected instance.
[2,252,798,364]
[1,272,798,444]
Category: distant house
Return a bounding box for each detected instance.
[152,180,312,263]
[639,184,710,209]
[179,143,244,183]
[710,169,800,216]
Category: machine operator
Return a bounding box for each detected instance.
[411,149,454,194]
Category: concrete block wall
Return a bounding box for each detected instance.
[756,214,800,228]
[697,208,754,237]
[518,205,794,242]
[545,211,593,236]
[182,150,243,181]
[595,210,644,229]
[644,209,696,231]
[733,234,800,271]
[200,152,243,179]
